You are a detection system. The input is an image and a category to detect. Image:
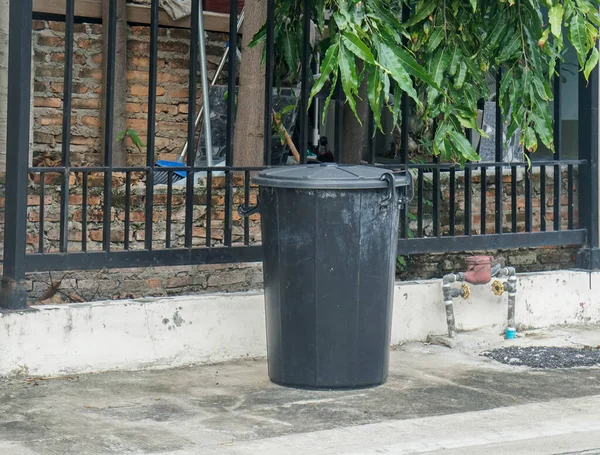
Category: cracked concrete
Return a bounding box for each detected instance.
[1,327,600,454]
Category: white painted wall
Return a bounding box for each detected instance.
[1,270,599,376]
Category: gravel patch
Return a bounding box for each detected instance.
[481,346,600,369]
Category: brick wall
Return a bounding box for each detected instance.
[31,19,229,166]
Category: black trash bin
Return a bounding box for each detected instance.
[241,164,413,389]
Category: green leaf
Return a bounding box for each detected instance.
[497,34,521,62]
[470,0,477,12]
[309,41,340,102]
[530,109,553,148]
[282,30,297,74]
[453,60,467,89]
[427,48,449,104]
[321,70,339,125]
[390,47,441,90]
[569,14,589,66]
[378,42,420,105]
[584,46,599,80]
[532,76,550,101]
[128,129,145,150]
[427,27,444,53]
[392,83,402,126]
[115,130,126,143]
[485,13,509,52]
[549,4,564,38]
[342,32,376,65]
[339,44,360,119]
[405,0,437,27]
[367,68,383,130]
[248,25,266,48]
[448,130,480,161]
[280,104,296,117]
[448,47,462,77]
[524,127,538,152]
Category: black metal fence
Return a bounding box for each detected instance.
[1,0,598,310]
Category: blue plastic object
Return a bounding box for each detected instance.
[505,327,516,339]
[155,160,187,179]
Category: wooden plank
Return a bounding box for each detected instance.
[32,0,231,33]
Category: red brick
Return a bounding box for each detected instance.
[82,116,101,127]
[146,278,162,288]
[69,195,83,205]
[72,98,101,109]
[126,103,141,113]
[192,227,206,237]
[127,70,150,82]
[38,35,64,47]
[26,234,40,245]
[27,195,53,206]
[166,276,190,288]
[89,229,103,242]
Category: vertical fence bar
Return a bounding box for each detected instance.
[449,166,456,235]
[124,172,131,250]
[145,0,159,250]
[82,173,88,252]
[568,164,574,230]
[206,171,212,246]
[464,130,473,236]
[298,0,312,164]
[417,170,424,237]
[225,171,233,246]
[334,82,342,163]
[540,165,546,231]
[576,58,599,268]
[368,110,375,164]
[263,0,274,165]
[166,172,173,248]
[480,166,487,234]
[399,2,410,239]
[39,178,46,253]
[185,0,200,248]
[553,61,562,232]
[59,0,74,253]
[525,155,533,232]
[433,157,440,237]
[540,165,547,231]
[244,170,250,245]
[1,0,33,309]
[511,165,517,232]
[495,70,503,234]
[102,0,117,252]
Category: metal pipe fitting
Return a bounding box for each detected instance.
[442,273,465,339]
[507,268,517,331]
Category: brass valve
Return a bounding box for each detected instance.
[491,280,505,296]
[461,283,471,300]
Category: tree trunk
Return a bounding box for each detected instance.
[102,0,128,167]
[232,0,266,167]
[341,64,369,164]
[0,0,8,170]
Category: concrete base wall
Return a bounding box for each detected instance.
[1,270,599,376]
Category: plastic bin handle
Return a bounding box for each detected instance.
[238,202,260,218]
[380,170,414,208]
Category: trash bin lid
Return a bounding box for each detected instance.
[253,164,411,190]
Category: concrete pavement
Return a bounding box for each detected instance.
[1,327,600,454]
